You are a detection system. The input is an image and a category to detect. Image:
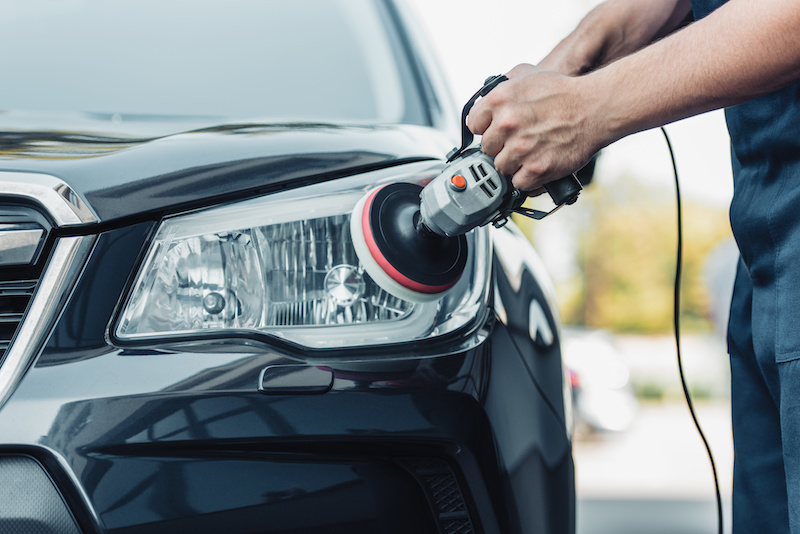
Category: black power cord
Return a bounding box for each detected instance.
[661,127,724,534]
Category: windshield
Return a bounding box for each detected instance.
[0,0,426,125]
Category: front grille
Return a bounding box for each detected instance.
[0,173,97,410]
[425,470,466,514]
[400,457,476,534]
[442,519,475,534]
[0,455,82,534]
[0,203,51,361]
[0,280,37,358]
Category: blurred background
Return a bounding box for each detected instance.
[407,1,736,533]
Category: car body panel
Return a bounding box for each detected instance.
[0,124,451,223]
[0,218,573,534]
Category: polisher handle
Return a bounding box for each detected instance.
[448,74,509,162]
[451,75,583,209]
[545,174,582,206]
[511,173,583,221]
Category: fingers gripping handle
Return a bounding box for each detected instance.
[452,74,582,208]
[448,74,508,163]
[447,74,583,223]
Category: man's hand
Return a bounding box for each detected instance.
[467,0,693,191]
[468,64,604,191]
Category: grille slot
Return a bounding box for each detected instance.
[0,204,52,360]
[0,280,37,357]
[399,457,476,534]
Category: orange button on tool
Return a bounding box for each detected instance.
[450,174,467,191]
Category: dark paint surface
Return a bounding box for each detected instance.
[0,221,574,533]
[0,124,449,223]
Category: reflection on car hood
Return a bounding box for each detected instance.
[0,114,451,222]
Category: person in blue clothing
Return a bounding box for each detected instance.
[467,0,800,532]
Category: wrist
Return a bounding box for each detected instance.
[570,71,625,153]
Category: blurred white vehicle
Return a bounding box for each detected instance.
[563,328,639,434]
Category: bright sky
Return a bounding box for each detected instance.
[406,0,734,208]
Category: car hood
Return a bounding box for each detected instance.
[0,115,452,223]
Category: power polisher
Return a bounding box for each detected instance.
[350,75,583,303]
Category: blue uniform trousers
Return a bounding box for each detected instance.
[729,256,800,533]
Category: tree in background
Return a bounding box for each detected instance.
[519,174,733,334]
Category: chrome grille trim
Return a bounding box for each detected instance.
[0,236,96,408]
[0,172,99,409]
[0,172,98,226]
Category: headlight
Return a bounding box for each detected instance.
[114,162,491,349]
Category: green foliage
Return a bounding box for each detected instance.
[524,175,732,334]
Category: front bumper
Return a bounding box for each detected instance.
[0,213,574,534]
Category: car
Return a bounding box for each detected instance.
[562,328,638,435]
[0,1,575,533]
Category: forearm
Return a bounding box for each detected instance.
[469,0,800,190]
[541,0,692,75]
[589,0,800,144]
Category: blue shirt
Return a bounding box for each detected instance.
[692,0,800,360]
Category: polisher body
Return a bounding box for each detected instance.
[419,148,512,237]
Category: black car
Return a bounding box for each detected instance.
[0,1,575,533]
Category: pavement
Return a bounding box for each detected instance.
[573,334,733,534]
[575,401,733,534]
[578,498,730,534]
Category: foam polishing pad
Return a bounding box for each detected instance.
[350,183,468,303]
